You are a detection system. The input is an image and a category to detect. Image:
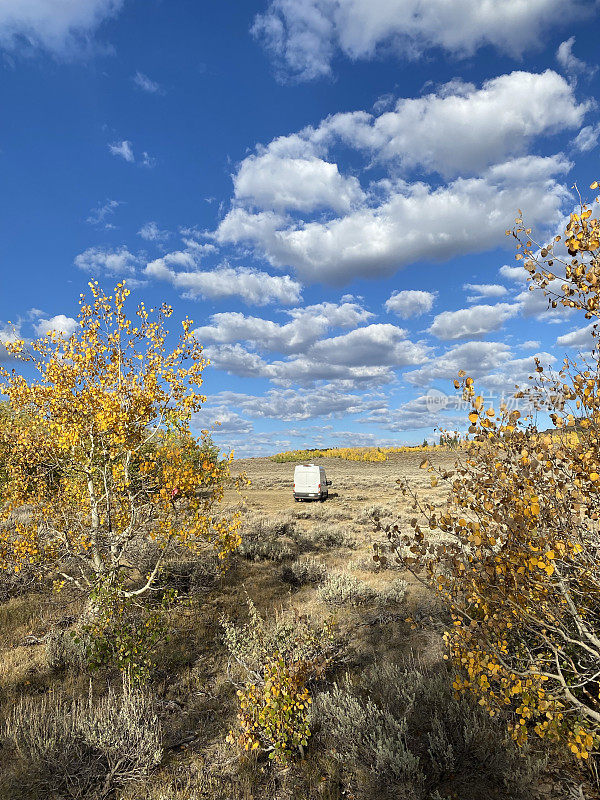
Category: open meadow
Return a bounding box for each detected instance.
[0,447,582,800]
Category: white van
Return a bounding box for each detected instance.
[293,463,331,501]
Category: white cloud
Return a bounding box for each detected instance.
[362,394,463,432]
[0,0,124,56]
[309,323,428,367]
[74,245,140,276]
[512,280,573,321]
[500,251,576,322]
[428,303,519,340]
[204,341,402,388]
[230,71,585,180]
[87,199,121,229]
[204,322,428,388]
[138,221,170,242]
[253,0,591,82]
[463,283,508,302]
[33,314,78,338]
[405,338,557,397]
[499,264,529,282]
[210,386,385,421]
[133,71,162,93]
[385,290,436,318]
[573,124,600,152]
[519,340,541,350]
[109,140,134,162]
[406,341,512,387]
[194,301,373,353]
[195,406,254,435]
[218,154,572,285]
[556,36,590,79]
[482,352,557,393]
[556,323,597,350]
[234,152,364,212]
[311,71,587,177]
[145,256,302,306]
[203,344,271,379]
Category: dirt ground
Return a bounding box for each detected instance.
[229,449,457,516]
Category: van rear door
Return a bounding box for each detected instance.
[294,464,320,499]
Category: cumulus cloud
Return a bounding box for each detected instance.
[74,245,140,276]
[133,71,162,93]
[309,323,428,367]
[405,338,557,397]
[228,72,585,181]
[108,140,134,162]
[138,221,170,242]
[203,341,399,388]
[385,290,436,318]
[195,406,254,435]
[204,323,428,388]
[362,394,463,432]
[210,386,385,421]
[33,314,78,338]
[252,0,591,82]
[405,341,512,387]
[556,36,591,80]
[311,71,586,177]
[0,0,124,56]
[234,152,364,212]
[428,303,519,340]
[215,72,582,286]
[218,154,572,285]
[483,352,557,393]
[145,255,302,306]
[463,283,508,302]
[499,261,575,322]
[556,323,597,350]
[194,301,373,353]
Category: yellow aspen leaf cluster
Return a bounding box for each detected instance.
[384,183,600,760]
[227,655,313,763]
[0,282,241,600]
[271,443,453,463]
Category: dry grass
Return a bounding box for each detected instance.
[0,449,584,800]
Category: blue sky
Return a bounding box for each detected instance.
[1,0,599,456]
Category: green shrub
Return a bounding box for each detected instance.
[312,662,544,800]
[83,579,177,685]
[310,525,353,549]
[238,536,294,562]
[280,557,328,587]
[318,571,376,607]
[45,627,89,672]
[237,516,299,562]
[375,578,408,607]
[222,599,338,763]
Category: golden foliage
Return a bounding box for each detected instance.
[272,444,449,463]
[0,282,241,599]
[384,182,600,760]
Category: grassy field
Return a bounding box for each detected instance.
[0,449,582,800]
